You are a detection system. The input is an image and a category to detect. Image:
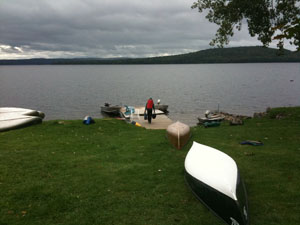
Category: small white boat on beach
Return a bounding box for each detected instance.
[0,107,45,118]
[0,108,43,132]
[185,142,249,225]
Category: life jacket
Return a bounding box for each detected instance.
[146,99,154,109]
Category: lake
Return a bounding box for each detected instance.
[0,63,299,126]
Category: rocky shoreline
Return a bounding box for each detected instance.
[217,111,251,125]
[198,107,294,126]
[213,107,278,125]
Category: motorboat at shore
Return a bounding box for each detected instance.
[198,110,225,124]
[100,103,122,116]
[155,104,168,113]
[185,142,249,225]
[155,99,168,113]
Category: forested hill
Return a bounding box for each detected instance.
[1,46,300,65]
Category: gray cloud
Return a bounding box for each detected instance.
[0,0,290,59]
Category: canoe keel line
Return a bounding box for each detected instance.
[185,142,249,225]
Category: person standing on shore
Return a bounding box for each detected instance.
[145,97,155,124]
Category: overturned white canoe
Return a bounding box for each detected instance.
[167,121,190,149]
[185,142,249,225]
[0,107,45,118]
[0,107,45,132]
[0,113,42,132]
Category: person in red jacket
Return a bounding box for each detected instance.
[145,97,155,124]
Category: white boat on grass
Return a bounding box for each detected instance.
[0,107,45,132]
[0,107,45,118]
[185,142,249,225]
[0,114,42,132]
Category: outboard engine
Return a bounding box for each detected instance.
[205,110,210,118]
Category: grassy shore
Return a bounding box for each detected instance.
[1,107,300,225]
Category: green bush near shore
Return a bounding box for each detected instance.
[1,107,299,225]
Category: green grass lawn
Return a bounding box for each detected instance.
[0,107,300,225]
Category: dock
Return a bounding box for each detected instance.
[120,106,173,129]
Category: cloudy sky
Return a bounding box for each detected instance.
[0,0,293,59]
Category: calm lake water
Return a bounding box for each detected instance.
[0,63,299,126]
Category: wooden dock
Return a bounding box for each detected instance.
[120,106,173,129]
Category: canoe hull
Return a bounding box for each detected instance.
[0,107,44,132]
[0,107,45,118]
[167,121,190,149]
[0,115,42,132]
[185,169,248,225]
[184,142,249,225]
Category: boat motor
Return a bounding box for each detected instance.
[205,110,210,118]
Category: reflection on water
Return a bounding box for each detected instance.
[0,63,299,126]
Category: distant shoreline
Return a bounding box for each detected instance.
[1,46,300,65]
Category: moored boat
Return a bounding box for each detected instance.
[166,121,190,149]
[204,121,221,127]
[198,111,225,124]
[184,142,249,225]
[155,104,168,113]
[198,116,225,124]
[155,99,168,113]
[100,103,122,116]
